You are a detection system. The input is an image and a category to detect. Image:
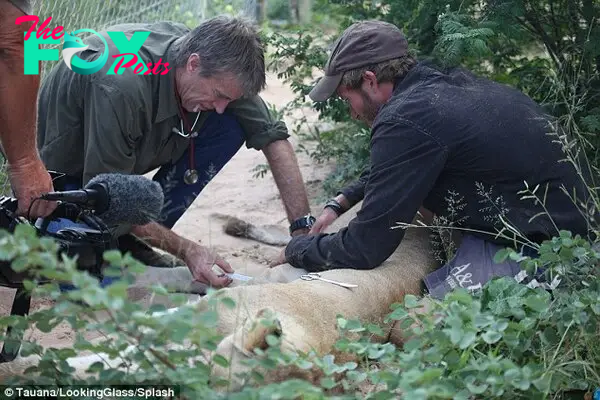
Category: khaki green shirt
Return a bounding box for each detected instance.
[37,21,289,185]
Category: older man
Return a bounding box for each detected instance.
[37,16,313,288]
[273,20,594,299]
[0,0,56,218]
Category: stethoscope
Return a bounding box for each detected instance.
[172,91,201,185]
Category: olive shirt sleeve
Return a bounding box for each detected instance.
[226,95,290,150]
[81,81,142,185]
[284,118,449,271]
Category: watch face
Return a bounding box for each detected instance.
[290,215,316,233]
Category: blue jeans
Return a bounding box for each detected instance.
[423,234,550,300]
[152,111,245,228]
[61,111,245,228]
[55,112,244,290]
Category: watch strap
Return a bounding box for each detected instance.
[289,215,316,234]
[324,199,344,216]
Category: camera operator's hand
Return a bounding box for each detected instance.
[8,156,57,218]
[183,243,234,288]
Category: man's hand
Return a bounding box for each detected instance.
[130,222,235,288]
[183,243,234,288]
[8,156,57,218]
[268,248,287,268]
[309,208,339,235]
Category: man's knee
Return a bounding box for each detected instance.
[423,234,524,300]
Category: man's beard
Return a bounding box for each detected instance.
[359,90,381,126]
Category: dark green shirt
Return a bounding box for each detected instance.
[37,21,290,184]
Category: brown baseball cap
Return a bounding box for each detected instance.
[309,20,409,102]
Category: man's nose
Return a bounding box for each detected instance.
[214,99,230,114]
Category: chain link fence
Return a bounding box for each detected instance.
[0,0,262,193]
[28,0,258,79]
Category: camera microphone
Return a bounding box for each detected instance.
[40,184,108,210]
[40,173,165,226]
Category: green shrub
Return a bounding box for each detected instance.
[265,0,600,195]
[2,219,599,398]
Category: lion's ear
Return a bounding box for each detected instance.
[238,307,283,354]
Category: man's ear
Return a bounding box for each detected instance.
[361,70,378,93]
[187,53,201,73]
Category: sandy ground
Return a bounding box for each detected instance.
[0,72,335,354]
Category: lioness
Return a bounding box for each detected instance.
[0,202,438,391]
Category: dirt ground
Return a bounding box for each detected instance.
[0,72,335,351]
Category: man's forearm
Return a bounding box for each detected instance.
[263,139,311,222]
[130,222,197,260]
[0,3,41,167]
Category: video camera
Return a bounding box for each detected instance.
[0,171,119,363]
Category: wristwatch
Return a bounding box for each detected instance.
[324,198,344,216]
[289,215,316,235]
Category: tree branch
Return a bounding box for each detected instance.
[521,2,565,71]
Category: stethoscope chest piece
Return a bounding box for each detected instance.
[184,168,199,185]
[174,94,201,186]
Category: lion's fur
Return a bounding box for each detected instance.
[0,202,439,390]
[205,205,438,389]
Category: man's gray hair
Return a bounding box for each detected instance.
[172,15,266,96]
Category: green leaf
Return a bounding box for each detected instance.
[416,368,444,384]
[494,248,511,263]
[342,361,358,371]
[459,330,477,349]
[220,297,236,309]
[212,354,229,368]
[449,288,475,304]
[532,373,551,393]
[446,325,464,345]
[320,376,337,389]
[386,306,409,321]
[492,319,509,332]
[103,249,124,264]
[366,323,385,336]
[296,359,313,370]
[540,327,560,346]
[55,348,77,359]
[404,295,419,309]
[466,381,488,395]
[265,334,280,347]
[170,325,193,343]
[198,310,219,327]
[482,330,502,344]
[346,370,367,383]
[345,319,365,332]
[561,237,574,247]
[36,316,60,333]
[525,294,549,313]
[504,368,520,380]
[559,230,572,239]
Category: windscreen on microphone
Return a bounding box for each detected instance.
[85,173,164,226]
